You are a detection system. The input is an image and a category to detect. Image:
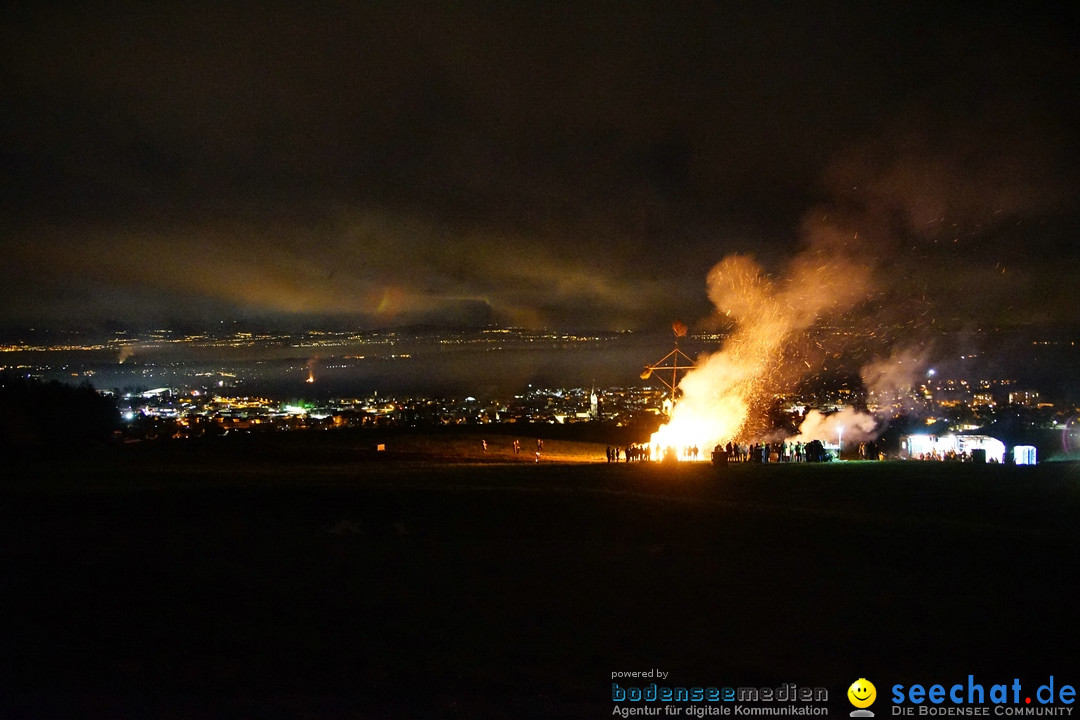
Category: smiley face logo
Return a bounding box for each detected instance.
[848,678,877,709]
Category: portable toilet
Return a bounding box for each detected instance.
[1013,445,1037,465]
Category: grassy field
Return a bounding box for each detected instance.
[2,432,1078,718]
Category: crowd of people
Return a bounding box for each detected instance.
[606,444,663,462]
[914,450,995,462]
[604,442,814,463]
[484,437,884,464]
[712,440,814,463]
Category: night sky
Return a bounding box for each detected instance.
[2,2,1077,332]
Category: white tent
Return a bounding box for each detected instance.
[902,434,1006,463]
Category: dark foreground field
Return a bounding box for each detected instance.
[2,435,1078,718]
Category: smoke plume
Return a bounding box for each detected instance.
[649,101,1069,452]
[793,407,878,445]
[650,241,874,450]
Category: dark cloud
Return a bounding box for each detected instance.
[1,1,1076,330]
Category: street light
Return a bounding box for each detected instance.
[837,425,844,459]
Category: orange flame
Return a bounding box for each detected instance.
[649,251,871,457]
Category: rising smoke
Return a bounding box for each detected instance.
[792,407,878,446]
[859,343,935,414]
[650,240,876,450]
[652,106,1068,450]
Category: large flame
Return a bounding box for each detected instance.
[649,251,871,456]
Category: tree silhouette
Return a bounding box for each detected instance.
[0,374,119,449]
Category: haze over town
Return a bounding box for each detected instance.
[2,2,1077,337]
